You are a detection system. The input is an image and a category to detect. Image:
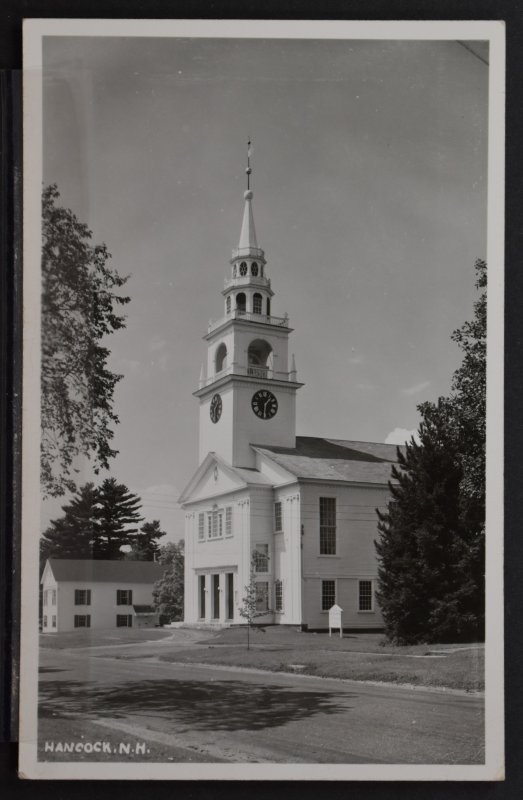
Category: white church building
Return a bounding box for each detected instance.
[179,155,398,630]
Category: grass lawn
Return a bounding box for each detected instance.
[40,626,484,692]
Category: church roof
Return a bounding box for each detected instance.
[254,436,400,485]
[45,559,164,584]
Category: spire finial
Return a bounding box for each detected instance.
[246,138,253,192]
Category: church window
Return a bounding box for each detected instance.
[239,261,248,276]
[253,293,262,314]
[198,513,205,541]
[236,292,246,313]
[215,343,227,373]
[43,590,48,606]
[274,502,282,532]
[358,580,374,612]
[254,543,269,573]
[319,497,336,555]
[209,506,224,539]
[266,298,271,316]
[275,580,283,612]
[255,582,269,612]
[226,296,231,314]
[51,589,56,605]
[52,616,56,628]
[321,580,336,611]
[251,262,259,277]
[225,507,233,537]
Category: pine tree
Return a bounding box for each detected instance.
[94,478,144,559]
[129,520,167,561]
[40,482,100,570]
[375,401,469,644]
[152,541,185,621]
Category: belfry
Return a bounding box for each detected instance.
[180,146,399,629]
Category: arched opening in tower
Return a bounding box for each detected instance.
[215,343,227,373]
[253,293,263,314]
[236,292,246,313]
[247,339,273,377]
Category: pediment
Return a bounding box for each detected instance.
[178,452,248,504]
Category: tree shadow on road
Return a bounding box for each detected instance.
[39,677,354,732]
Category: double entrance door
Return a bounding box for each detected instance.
[199,572,234,622]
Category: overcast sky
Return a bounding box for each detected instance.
[41,35,488,540]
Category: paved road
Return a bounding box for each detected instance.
[38,647,484,764]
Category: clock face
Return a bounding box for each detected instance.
[210,394,222,424]
[251,390,278,420]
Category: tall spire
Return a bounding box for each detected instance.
[238,139,259,252]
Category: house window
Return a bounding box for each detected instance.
[225,507,233,537]
[51,589,56,605]
[253,293,262,314]
[198,513,205,541]
[74,589,91,606]
[254,544,269,573]
[116,615,133,628]
[275,580,283,612]
[43,616,47,627]
[320,497,336,555]
[274,501,282,532]
[117,589,133,605]
[321,580,336,611]
[74,615,91,628]
[199,575,206,619]
[52,616,56,628]
[255,582,269,612]
[359,580,374,612]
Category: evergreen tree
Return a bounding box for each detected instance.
[94,478,144,559]
[375,260,486,644]
[40,482,100,570]
[41,185,130,497]
[129,520,167,561]
[152,541,184,621]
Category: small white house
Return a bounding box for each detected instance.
[41,559,165,633]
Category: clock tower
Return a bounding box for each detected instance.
[194,145,303,469]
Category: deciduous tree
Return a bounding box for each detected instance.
[41,184,130,497]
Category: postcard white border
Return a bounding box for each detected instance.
[20,18,505,781]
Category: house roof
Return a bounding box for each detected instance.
[254,436,400,485]
[45,559,164,584]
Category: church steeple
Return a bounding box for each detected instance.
[237,140,259,254]
[194,145,303,468]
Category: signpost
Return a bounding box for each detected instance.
[328,604,343,638]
